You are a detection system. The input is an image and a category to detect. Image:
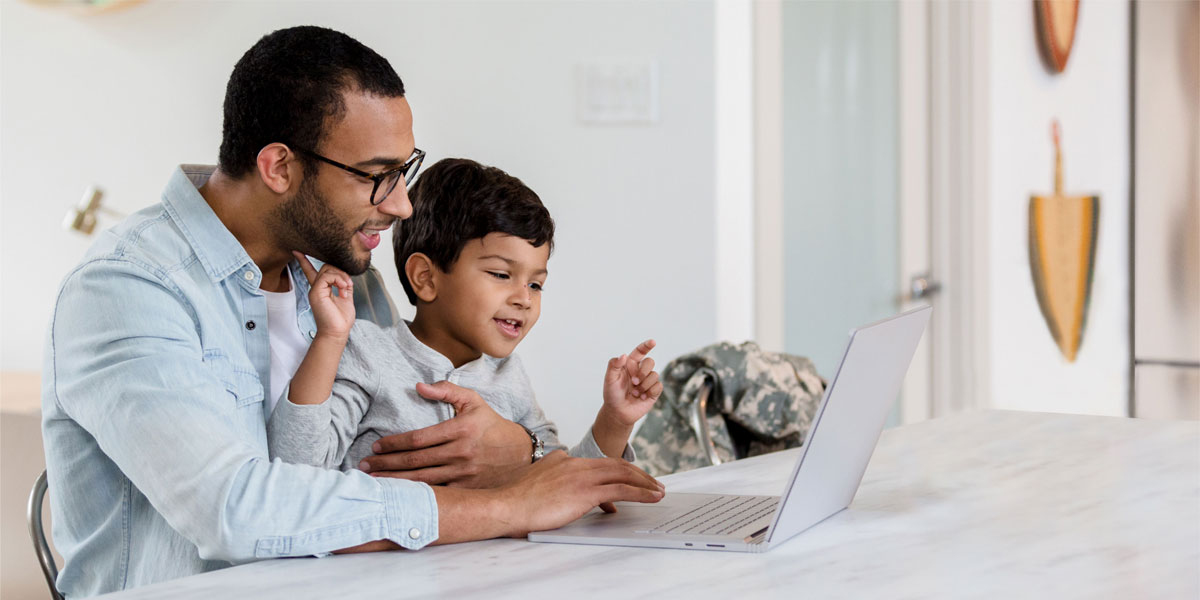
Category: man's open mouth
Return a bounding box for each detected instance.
[355,222,392,251]
[356,229,381,250]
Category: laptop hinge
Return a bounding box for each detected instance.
[744,526,770,544]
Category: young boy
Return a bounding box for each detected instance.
[267,158,662,472]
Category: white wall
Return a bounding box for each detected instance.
[986,1,1130,416]
[0,0,716,444]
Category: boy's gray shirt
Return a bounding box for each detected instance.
[267,319,632,470]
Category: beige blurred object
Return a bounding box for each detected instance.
[1133,0,1200,419]
[1,371,62,600]
[22,0,143,15]
[1034,0,1079,74]
[63,186,124,236]
[1136,365,1200,420]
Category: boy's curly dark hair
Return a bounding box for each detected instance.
[393,158,555,305]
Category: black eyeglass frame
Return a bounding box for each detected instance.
[289,144,425,206]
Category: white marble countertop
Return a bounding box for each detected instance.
[98,410,1200,599]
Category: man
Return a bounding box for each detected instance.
[42,26,662,598]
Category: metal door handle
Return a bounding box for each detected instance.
[910,274,942,300]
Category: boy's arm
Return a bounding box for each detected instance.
[287,253,355,406]
[267,365,372,469]
[592,340,663,459]
[267,327,349,466]
[266,254,363,468]
[590,408,637,461]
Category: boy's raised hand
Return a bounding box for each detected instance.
[601,339,663,426]
[294,251,355,342]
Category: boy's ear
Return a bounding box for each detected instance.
[405,253,439,303]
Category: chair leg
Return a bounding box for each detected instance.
[27,470,63,600]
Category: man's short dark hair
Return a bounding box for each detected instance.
[393,158,555,305]
[218,26,405,178]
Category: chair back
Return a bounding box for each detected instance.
[27,470,63,600]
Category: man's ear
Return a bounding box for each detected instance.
[405,253,439,303]
[256,143,298,195]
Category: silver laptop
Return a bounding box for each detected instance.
[528,305,931,553]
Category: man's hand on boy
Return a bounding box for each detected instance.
[359,381,532,488]
[294,251,355,342]
[601,339,663,426]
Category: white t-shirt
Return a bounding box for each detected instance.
[262,268,310,415]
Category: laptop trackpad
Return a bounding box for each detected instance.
[547,493,777,539]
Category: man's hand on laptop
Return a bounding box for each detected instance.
[341,451,666,551]
[359,381,532,488]
[493,451,665,537]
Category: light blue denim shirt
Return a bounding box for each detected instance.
[41,165,436,598]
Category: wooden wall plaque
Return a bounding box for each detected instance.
[1035,0,1080,74]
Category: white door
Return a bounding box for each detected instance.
[751,0,988,423]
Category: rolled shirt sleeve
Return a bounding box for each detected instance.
[566,427,637,462]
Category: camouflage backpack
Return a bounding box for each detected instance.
[632,341,826,477]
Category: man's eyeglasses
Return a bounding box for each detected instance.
[290,145,425,206]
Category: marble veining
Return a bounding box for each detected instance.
[96,410,1200,599]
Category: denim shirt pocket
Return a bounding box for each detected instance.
[203,349,265,408]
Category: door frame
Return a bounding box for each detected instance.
[745,0,991,421]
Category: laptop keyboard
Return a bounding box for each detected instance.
[636,495,778,535]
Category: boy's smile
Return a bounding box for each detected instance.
[495,317,524,339]
[410,232,549,367]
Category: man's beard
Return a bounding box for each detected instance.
[271,175,370,276]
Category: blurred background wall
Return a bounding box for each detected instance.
[0,0,718,446]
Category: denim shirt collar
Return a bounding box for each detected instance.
[161,165,320,335]
[161,165,262,289]
[287,260,316,330]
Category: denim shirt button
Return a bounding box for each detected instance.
[308,330,316,339]
[408,528,421,540]
[243,270,255,281]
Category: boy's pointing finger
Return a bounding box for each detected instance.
[628,339,656,362]
[292,251,319,284]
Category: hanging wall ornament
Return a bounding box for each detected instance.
[1029,121,1099,362]
[1034,0,1080,74]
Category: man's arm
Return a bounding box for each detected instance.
[49,260,438,560]
[339,450,665,552]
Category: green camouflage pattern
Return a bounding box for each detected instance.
[632,341,826,476]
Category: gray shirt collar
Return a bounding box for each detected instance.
[393,319,493,377]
